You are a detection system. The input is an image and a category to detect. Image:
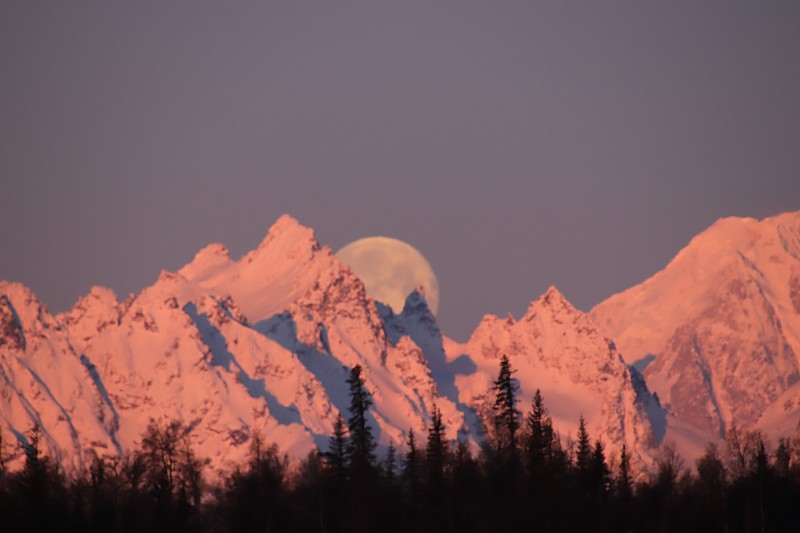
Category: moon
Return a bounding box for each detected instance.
[336,237,440,315]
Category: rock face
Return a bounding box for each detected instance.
[448,287,662,469]
[0,282,120,473]
[591,212,800,439]
[0,215,662,474]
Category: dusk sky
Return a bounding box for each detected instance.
[2,2,799,340]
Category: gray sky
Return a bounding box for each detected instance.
[2,1,799,341]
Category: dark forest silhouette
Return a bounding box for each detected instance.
[1,358,800,532]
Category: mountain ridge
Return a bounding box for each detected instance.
[6,211,799,475]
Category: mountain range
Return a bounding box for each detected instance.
[2,211,798,476]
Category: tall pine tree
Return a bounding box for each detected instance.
[403,429,421,491]
[425,405,448,488]
[616,443,632,500]
[346,365,377,475]
[590,439,611,496]
[325,413,348,484]
[575,415,592,473]
[525,389,554,473]
[493,355,521,461]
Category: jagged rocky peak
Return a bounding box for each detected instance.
[178,242,232,280]
[401,286,428,310]
[381,289,442,350]
[0,281,52,334]
[470,286,593,347]
[400,288,435,318]
[59,285,120,329]
[155,269,188,286]
[76,285,119,310]
[451,285,660,468]
[523,285,579,320]
[255,214,322,256]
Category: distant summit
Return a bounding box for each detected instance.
[592,211,800,440]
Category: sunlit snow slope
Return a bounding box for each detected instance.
[592,212,800,442]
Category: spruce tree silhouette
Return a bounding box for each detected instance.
[424,405,449,531]
[425,405,447,488]
[326,413,348,485]
[383,442,397,483]
[575,415,592,474]
[344,364,378,532]
[403,429,421,492]
[491,355,524,532]
[525,388,554,474]
[492,354,520,463]
[345,365,376,476]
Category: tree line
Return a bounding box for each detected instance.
[2,355,800,532]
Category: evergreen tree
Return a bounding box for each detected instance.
[575,415,592,473]
[590,439,611,496]
[616,443,633,500]
[492,355,520,460]
[346,365,377,474]
[425,405,448,487]
[16,424,68,532]
[614,443,634,533]
[450,440,479,532]
[326,413,349,484]
[402,429,422,494]
[773,438,791,476]
[525,389,554,473]
[752,432,769,532]
[383,442,397,483]
[344,365,379,532]
[424,405,449,531]
[24,424,44,474]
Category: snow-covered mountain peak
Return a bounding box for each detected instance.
[451,286,660,468]
[58,286,120,329]
[767,210,800,236]
[379,289,442,355]
[666,216,761,273]
[0,281,51,333]
[402,288,433,316]
[156,269,187,285]
[174,215,337,323]
[255,213,320,255]
[85,285,119,305]
[591,210,800,441]
[523,285,577,320]
[178,243,232,281]
[0,280,34,300]
[0,210,670,475]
